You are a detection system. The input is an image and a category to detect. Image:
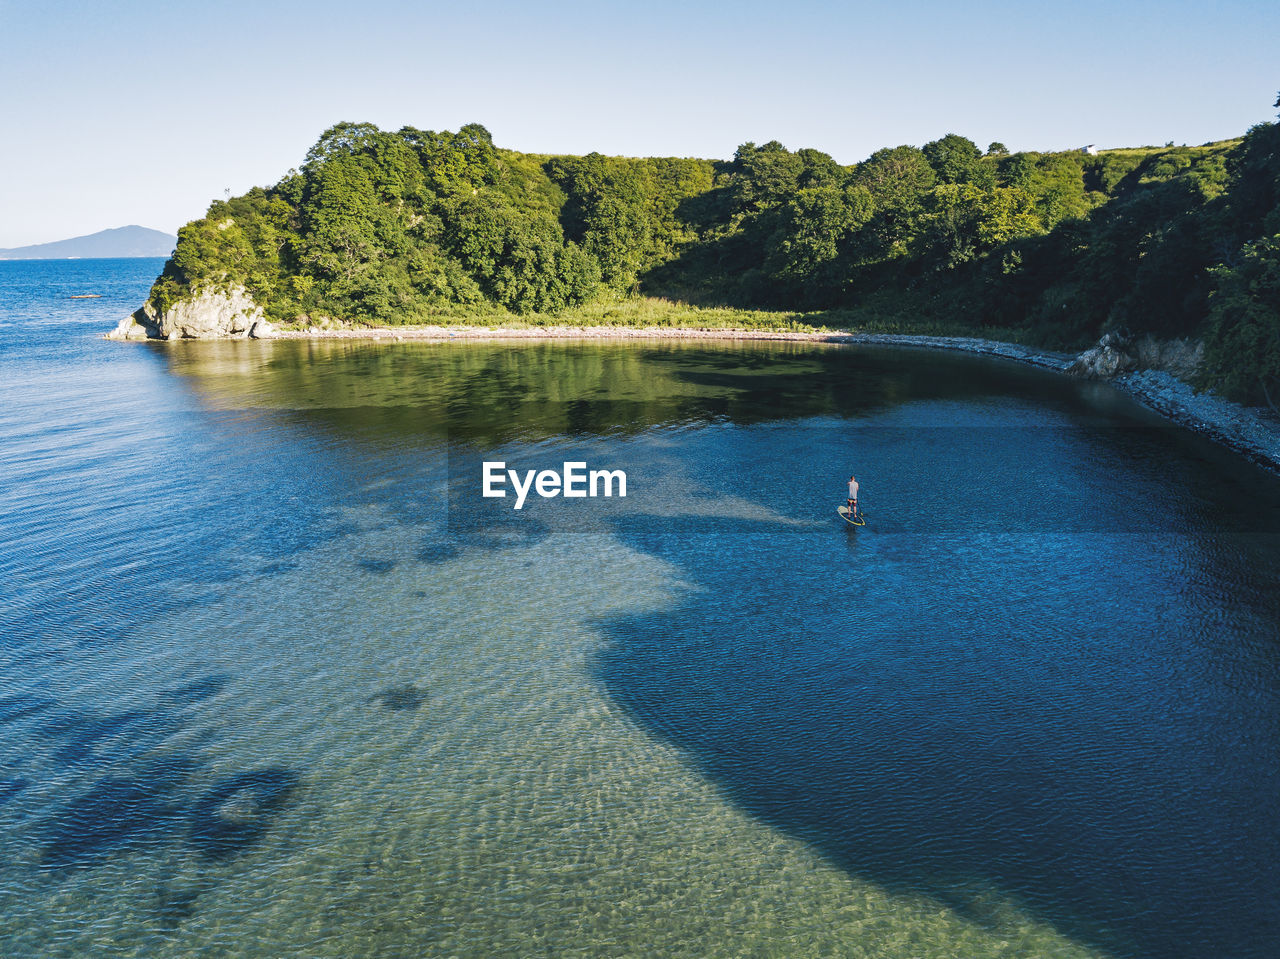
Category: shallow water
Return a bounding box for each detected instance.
[3,260,1280,958]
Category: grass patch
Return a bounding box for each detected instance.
[280,295,1039,345]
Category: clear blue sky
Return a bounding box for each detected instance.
[1,0,1276,247]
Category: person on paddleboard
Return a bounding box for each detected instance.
[847,475,859,518]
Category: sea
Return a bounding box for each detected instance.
[2,258,1280,958]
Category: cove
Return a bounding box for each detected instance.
[4,266,1280,959]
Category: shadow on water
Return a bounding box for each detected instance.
[590,523,1280,959]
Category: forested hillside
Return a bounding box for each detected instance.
[149,98,1280,403]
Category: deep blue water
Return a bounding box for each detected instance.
[3,259,1280,958]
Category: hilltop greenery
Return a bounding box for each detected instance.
[150,97,1280,404]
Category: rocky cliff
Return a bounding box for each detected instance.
[107,287,275,341]
[1068,332,1203,380]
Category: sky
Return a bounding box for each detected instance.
[0,0,1277,248]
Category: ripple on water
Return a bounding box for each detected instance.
[4,283,1280,958]
[189,769,300,862]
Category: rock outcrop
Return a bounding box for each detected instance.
[107,287,276,341]
[1132,336,1204,379]
[1068,331,1204,380]
[1067,331,1137,379]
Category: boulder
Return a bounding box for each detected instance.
[1067,332,1137,380]
[105,286,268,341]
[106,308,158,341]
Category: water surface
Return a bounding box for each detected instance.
[3,260,1280,958]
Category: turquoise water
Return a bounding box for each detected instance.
[3,260,1280,958]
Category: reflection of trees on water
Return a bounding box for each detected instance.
[161,338,1095,446]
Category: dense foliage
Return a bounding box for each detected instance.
[152,101,1280,403]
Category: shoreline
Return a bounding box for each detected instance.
[144,322,1280,475]
[275,324,1078,370]
[276,323,1058,352]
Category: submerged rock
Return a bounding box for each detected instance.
[370,683,427,711]
[36,756,196,868]
[0,694,55,724]
[0,778,29,807]
[107,287,276,341]
[160,675,231,706]
[154,882,202,928]
[189,768,298,860]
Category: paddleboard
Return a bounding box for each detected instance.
[838,506,865,526]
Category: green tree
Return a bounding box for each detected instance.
[923,134,985,184]
[546,154,652,289]
[147,108,1278,365]
[730,141,807,214]
[852,145,935,258]
[1202,236,1280,407]
[917,184,1038,269]
[764,184,874,301]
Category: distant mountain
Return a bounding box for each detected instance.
[0,225,176,260]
